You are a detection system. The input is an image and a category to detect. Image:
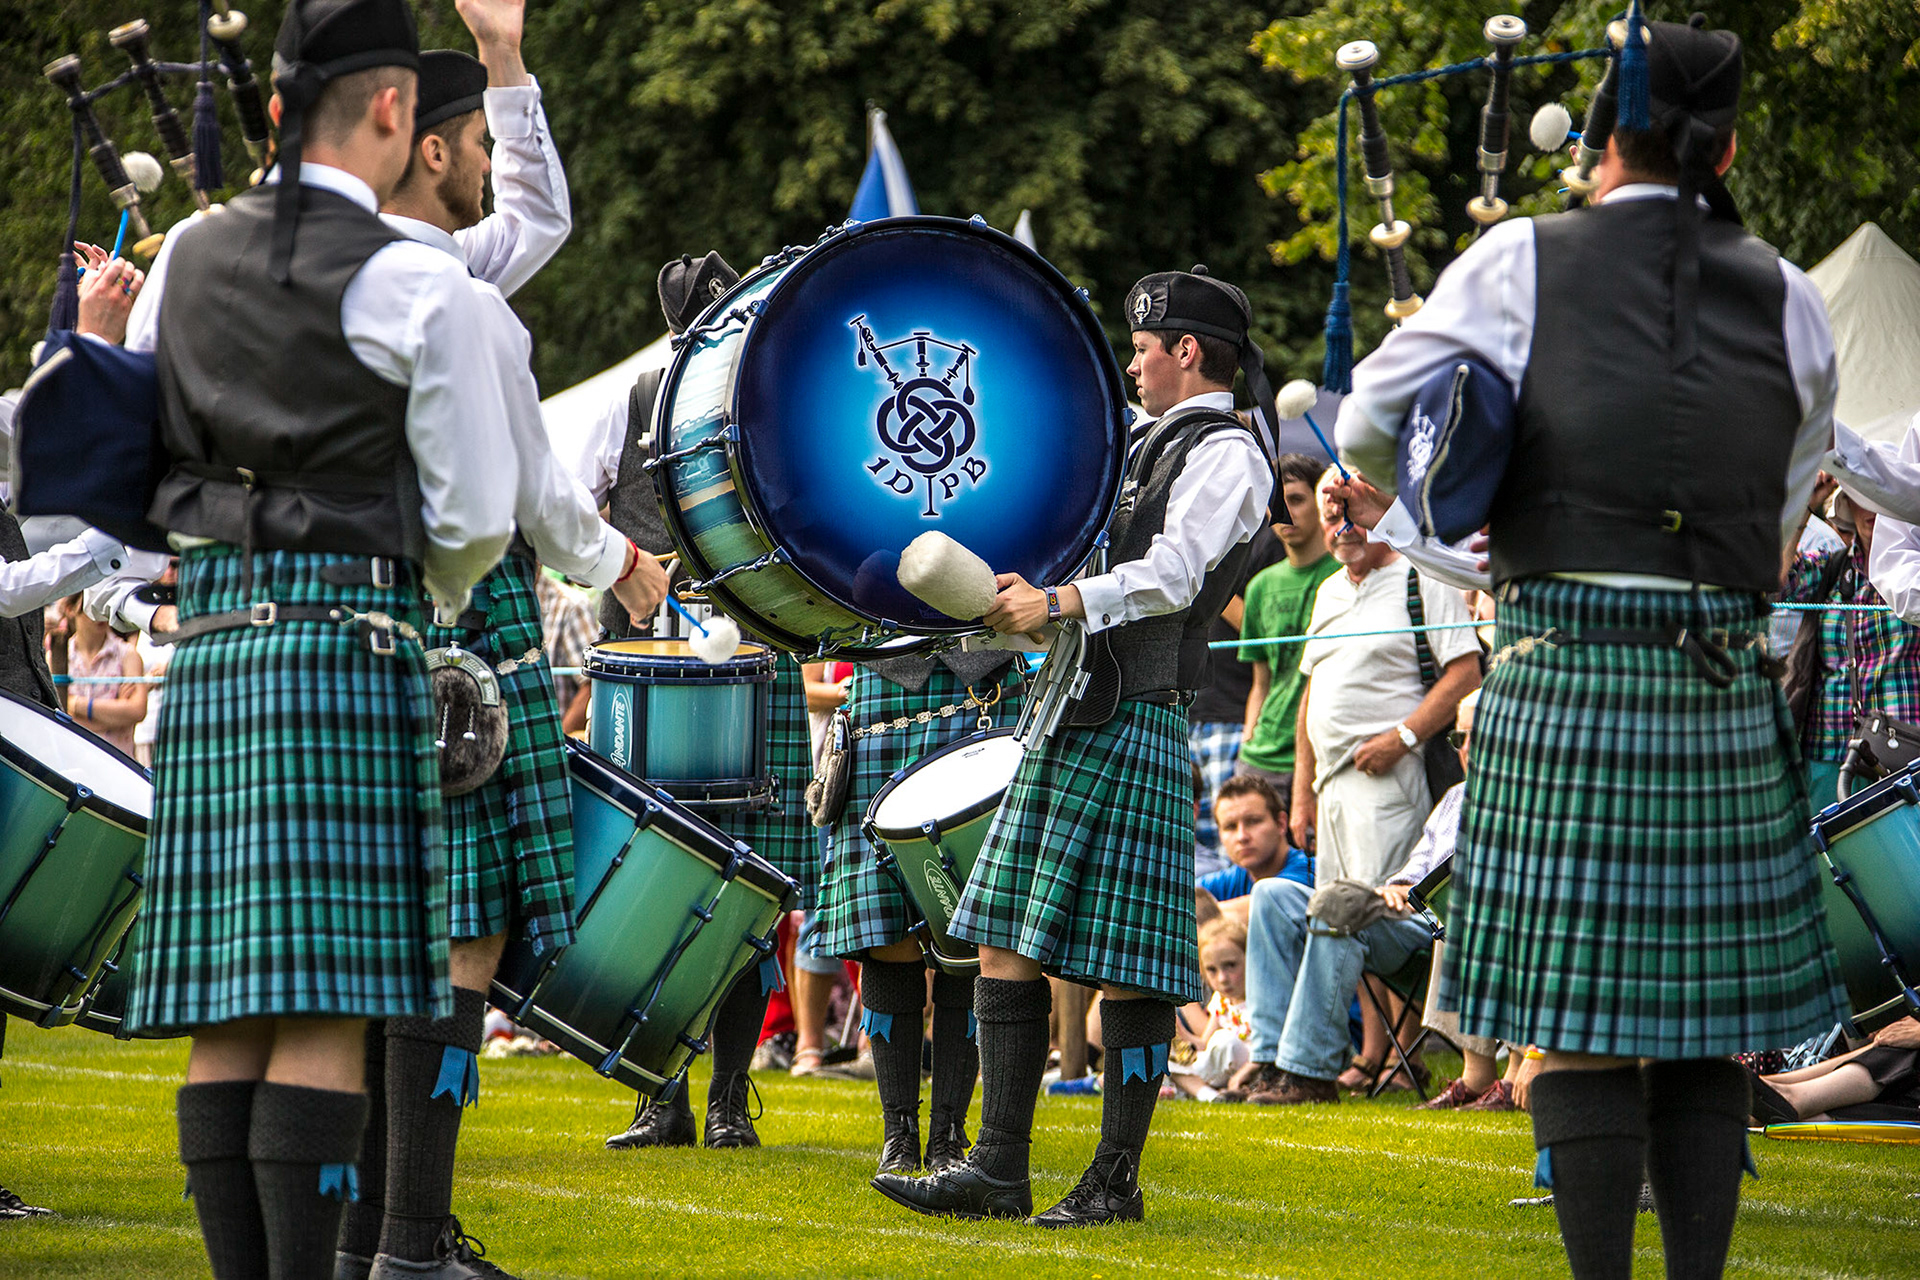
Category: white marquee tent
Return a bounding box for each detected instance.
[1808,221,1920,444]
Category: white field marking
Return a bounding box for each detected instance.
[1740,1198,1920,1232]
[1,1059,177,1084]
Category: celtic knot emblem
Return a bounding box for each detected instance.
[851,315,988,516]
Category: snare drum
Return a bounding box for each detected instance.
[583,637,776,808]
[865,729,1025,973]
[491,741,797,1096]
[74,915,178,1039]
[655,217,1127,657]
[0,689,152,1028]
[1809,770,1920,1031]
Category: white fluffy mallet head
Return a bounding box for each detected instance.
[897,531,997,621]
[1276,379,1320,421]
[1529,102,1574,153]
[689,612,742,666]
[123,150,165,194]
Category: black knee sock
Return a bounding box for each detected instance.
[335,1022,387,1260]
[860,958,928,1119]
[249,1082,369,1280]
[1096,998,1175,1169]
[708,968,772,1080]
[971,976,1051,1181]
[178,1080,266,1280]
[1530,1067,1650,1280]
[378,986,486,1262]
[929,971,979,1131]
[1643,1058,1751,1280]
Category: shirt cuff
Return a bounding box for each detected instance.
[1375,498,1421,550]
[484,80,542,139]
[574,525,630,590]
[76,526,132,575]
[1074,574,1126,634]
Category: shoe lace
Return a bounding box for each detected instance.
[734,1073,765,1122]
[441,1216,514,1277]
[1059,1150,1134,1209]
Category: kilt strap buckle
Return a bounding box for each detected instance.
[1522,622,1762,688]
[251,602,276,626]
[165,601,424,655]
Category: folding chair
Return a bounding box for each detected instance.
[1358,943,1438,1101]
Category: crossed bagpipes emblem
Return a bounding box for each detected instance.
[850,316,987,518]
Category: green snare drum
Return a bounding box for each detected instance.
[584,637,776,810]
[491,741,797,1096]
[1809,769,1920,1032]
[866,728,1025,974]
[0,689,151,1028]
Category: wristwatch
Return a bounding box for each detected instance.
[1394,723,1419,750]
[1043,586,1063,621]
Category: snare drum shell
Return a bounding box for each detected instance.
[1811,774,1920,1030]
[0,697,150,1028]
[585,640,775,806]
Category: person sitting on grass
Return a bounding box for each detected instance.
[1747,1017,1920,1125]
[1168,917,1255,1103]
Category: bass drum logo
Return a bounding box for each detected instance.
[850,315,988,518]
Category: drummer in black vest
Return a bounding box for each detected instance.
[1335,19,1846,1278]
[315,40,666,1280]
[579,253,821,1153]
[874,269,1274,1226]
[114,3,525,1275]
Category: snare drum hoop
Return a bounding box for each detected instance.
[0,689,151,834]
[582,639,777,685]
[864,727,1023,845]
[654,218,1127,658]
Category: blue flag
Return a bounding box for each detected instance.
[849,107,919,221]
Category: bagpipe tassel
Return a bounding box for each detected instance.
[1618,1,1651,132]
[192,80,224,193]
[1321,279,1354,395]
[48,254,80,334]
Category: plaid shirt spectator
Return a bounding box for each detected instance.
[1781,535,1920,765]
[536,571,598,709]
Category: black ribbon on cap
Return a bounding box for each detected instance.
[268,60,326,284]
[1667,113,1740,368]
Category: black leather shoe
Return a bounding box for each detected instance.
[1026,1148,1145,1228]
[368,1217,517,1279]
[923,1114,971,1173]
[604,1099,696,1150]
[704,1072,761,1149]
[871,1159,1032,1220]
[335,1251,375,1280]
[877,1109,922,1175]
[0,1185,52,1217]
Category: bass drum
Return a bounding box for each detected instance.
[655,216,1128,658]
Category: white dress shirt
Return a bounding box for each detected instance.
[566,378,653,507]
[1075,390,1273,634]
[380,217,626,588]
[384,80,571,299]
[1863,413,1920,620]
[119,163,519,617]
[1825,414,1920,524]
[0,527,162,620]
[1334,185,1839,591]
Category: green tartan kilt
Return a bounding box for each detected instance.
[424,558,574,954]
[950,701,1204,1005]
[813,664,1025,959]
[703,653,818,907]
[126,547,451,1034]
[1439,577,1848,1058]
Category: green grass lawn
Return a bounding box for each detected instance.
[3,1021,1917,1278]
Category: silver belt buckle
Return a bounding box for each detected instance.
[369,625,395,657]
[371,557,395,590]
[250,602,277,626]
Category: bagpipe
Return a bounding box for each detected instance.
[15,4,269,552]
[1312,4,1653,542]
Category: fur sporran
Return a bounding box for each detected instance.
[427,647,509,797]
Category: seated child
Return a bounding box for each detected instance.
[1169,917,1253,1102]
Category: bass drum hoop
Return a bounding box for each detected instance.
[652,217,1125,660]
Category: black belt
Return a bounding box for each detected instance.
[1535,623,1773,689]
[1123,689,1194,708]
[165,601,413,655]
[317,557,401,588]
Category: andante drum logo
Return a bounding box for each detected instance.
[609,688,632,768]
[850,314,987,518]
[923,863,960,922]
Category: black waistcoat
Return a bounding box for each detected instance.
[1104,408,1257,697]
[149,185,423,562]
[1489,199,1800,592]
[599,367,674,637]
[0,510,60,709]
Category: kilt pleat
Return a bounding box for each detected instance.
[127,547,450,1033]
[705,653,817,906]
[425,559,574,953]
[950,701,1203,1005]
[1440,578,1848,1058]
[813,665,1024,958]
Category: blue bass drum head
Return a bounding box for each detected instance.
[732,219,1126,631]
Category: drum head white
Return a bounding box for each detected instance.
[0,695,151,818]
[871,733,1023,831]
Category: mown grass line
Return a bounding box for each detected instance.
[3,1022,1917,1278]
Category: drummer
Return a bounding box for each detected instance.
[811,648,1025,1175]
[572,254,820,1153]
[873,268,1274,1225]
[328,30,667,1280]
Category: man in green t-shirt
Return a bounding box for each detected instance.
[1236,454,1338,795]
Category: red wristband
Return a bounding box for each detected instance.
[615,538,641,584]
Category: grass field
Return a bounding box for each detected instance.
[3,1021,1918,1279]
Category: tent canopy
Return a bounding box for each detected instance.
[1808,222,1920,444]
